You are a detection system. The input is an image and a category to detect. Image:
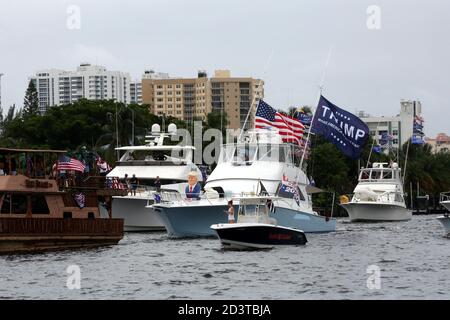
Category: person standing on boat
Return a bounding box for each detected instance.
[185,171,201,199]
[227,200,235,224]
[130,174,139,196]
[154,176,161,193]
[122,174,131,193]
[98,159,109,176]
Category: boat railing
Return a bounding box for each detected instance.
[439,192,450,204]
[154,189,280,206]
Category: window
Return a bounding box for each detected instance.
[392,130,399,136]
[11,194,28,214]
[176,91,181,95]
[31,195,50,214]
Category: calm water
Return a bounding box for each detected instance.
[0,215,449,300]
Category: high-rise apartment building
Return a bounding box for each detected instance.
[141,70,264,129]
[130,81,142,105]
[30,63,131,113]
[359,100,424,150]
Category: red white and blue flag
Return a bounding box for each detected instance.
[255,100,305,146]
[57,155,86,172]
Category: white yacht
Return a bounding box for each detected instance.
[105,123,203,231]
[151,129,336,237]
[438,192,450,237]
[340,162,412,222]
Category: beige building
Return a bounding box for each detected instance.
[425,133,450,153]
[141,70,264,129]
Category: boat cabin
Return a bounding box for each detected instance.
[358,162,402,183]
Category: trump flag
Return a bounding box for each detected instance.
[311,95,369,159]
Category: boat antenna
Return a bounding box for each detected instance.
[366,120,381,168]
[299,44,334,170]
[402,137,411,186]
[238,49,274,142]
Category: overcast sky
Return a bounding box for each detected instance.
[0,0,449,136]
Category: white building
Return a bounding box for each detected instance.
[129,81,142,104]
[358,100,423,150]
[30,63,131,113]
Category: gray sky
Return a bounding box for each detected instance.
[1,0,449,136]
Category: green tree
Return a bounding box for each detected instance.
[23,80,39,117]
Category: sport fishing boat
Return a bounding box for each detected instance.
[151,129,336,238]
[340,162,412,222]
[438,192,450,237]
[0,148,124,254]
[211,195,307,249]
[105,123,203,231]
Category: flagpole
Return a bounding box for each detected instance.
[366,120,381,168]
[299,45,333,170]
[238,49,274,142]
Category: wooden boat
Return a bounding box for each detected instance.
[0,148,125,254]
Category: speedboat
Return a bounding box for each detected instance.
[211,195,307,249]
[103,123,203,231]
[438,192,450,237]
[151,129,336,238]
[340,162,412,222]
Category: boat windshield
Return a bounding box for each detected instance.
[359,168,398,181]
[218,143,297,165]
[238,203,267,216]
[118,149,188,165]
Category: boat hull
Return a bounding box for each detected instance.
[211,223,307,249]
[154,203,336,238]
[105,196,165,232]
[341,202,412,222]
[0,218,123,254]
[437,216,450,237]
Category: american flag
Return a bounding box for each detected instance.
[255,100,305,145]
[57,155,86,172]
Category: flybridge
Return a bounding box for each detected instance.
[318,104,367,142]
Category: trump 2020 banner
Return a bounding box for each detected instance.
[311,95,369,159]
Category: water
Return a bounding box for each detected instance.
[0,215,449,299]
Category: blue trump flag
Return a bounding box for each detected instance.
[311,95,369,159]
